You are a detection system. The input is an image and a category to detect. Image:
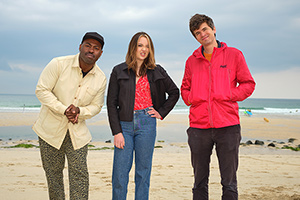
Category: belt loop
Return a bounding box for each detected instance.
[145,107,150,114]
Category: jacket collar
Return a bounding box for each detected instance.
[147,65,164,82]
[193,41,226,59]
[120,62,129,71]
[201,40,221,57]
[116,62,132,80]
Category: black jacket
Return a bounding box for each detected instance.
[107,62,179,135]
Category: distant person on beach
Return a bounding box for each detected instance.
[181,14,256,199]
[32,32,107,199]
[107,31,179,200]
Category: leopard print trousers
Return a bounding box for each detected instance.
[39,131,89,200]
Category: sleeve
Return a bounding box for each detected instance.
[106,67,122,135]
[231,51,256,101]
[180,59,192,106]
[78,75,107,120]
[35,58,67,115]
[157,66,180,119]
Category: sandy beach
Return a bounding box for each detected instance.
[1,112,300,200]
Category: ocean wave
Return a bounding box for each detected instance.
[0,107,41,113]
[248,107,300,115]
[1,106,300,115]
[239,106,265,110]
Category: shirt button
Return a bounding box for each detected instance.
[74,97,77,99]
[79,85,81,87]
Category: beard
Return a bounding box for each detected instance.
[79,52,96,65]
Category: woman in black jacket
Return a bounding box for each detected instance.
[107,32,179,200]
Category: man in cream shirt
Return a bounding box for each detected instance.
[33,32,107,200]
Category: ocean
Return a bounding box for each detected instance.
[1,94,300,142]
[1,93,300,115]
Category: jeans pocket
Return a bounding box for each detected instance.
[145,111,152,117]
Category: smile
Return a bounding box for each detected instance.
[202,35,209,40]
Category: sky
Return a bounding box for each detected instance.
[0,0,300,99]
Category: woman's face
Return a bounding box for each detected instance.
[136,36,149,63]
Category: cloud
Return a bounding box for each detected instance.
[251,67,300,99]
[0,59,12,71]
[0,58,38,73]
[0,0,300,98]
[0,70,38,94]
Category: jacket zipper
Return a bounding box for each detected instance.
[208,63,214,127]
[207,49,217,128]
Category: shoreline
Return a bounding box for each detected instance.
[1,112,300,145]
[0,112,300,139]
[1,140,300,156]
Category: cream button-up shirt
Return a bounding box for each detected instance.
[32,53,107,150]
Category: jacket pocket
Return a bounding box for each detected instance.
[211,68,231,101]
[79,87,97,106]
[189,72,209,105]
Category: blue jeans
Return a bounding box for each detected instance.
[112,107,157,200]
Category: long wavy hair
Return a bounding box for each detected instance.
[125,32,156,77]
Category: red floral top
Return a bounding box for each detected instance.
[134,74,153,110]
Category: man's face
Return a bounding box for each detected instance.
[193,22,216,46]
[79,38,103,65]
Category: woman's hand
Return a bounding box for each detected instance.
[148,107,162,119]
[114,133,125,149]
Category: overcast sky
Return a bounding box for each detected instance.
[0,0,299,99]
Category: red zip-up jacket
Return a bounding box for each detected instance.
[181,42,255,129]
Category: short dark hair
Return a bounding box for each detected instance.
[189,14,215,37]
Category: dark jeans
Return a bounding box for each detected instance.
[187,125,241,200]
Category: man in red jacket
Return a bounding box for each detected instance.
[181,14,255,200]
